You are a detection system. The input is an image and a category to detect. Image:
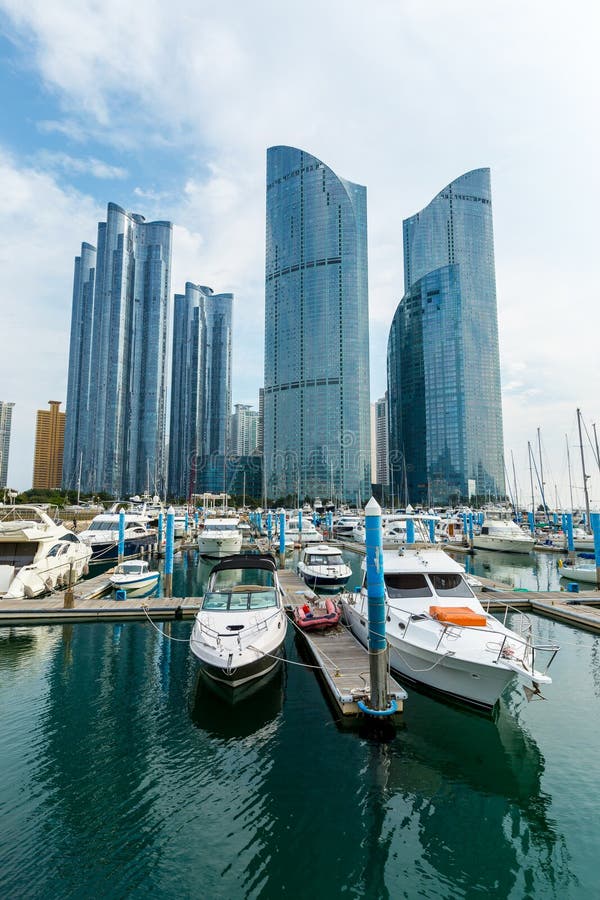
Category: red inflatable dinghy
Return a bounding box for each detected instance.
[293,597,341,631]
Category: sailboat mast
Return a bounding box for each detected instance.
[577,408,592,531]
[528,441,535,518]
[537,427,549,520]
[566,434,574,514]
[511,450,519,516]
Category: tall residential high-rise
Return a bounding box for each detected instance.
[264,146,370,504]
[388,168,505,505]
[33,401,66,490]
[63,242,96,490]
[230,404,259,456]
[257,388,264,454]
[0,402,15,489]
[63,204,172,497]
[168,283,233,498]
[374,394,389,486]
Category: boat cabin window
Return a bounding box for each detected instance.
[47,544,62,557]
[306,554,344,566]
[428,573,472,597]
[204,523,238,532]
[60,533,81,543]
[384,573,432,598]
[202,590,278,611]
[0,542,38,568]
[119,562,145,574]
[211,569,274,591]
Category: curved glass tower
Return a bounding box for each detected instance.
[264,146,370,504]
[388,169,505,505]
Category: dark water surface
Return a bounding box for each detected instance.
[0,550,599,898]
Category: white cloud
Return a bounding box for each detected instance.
[34,150,128,179]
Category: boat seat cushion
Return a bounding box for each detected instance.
[429,606,487,627]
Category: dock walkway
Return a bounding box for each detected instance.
[278,568,405,717]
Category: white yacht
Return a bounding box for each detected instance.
[333,515,362,540]
[342,548,558,712]
[563,527,595,552]
[197,518,242,557]
[558,558,598,584]
[79,510,154,560]
[189,554,288,688]
[297,544,352,590]
[285,516,322,544]
[0,505,92,599]
[472,515,535,553]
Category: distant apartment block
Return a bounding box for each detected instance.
[230,404,259,456]
[33,401,66,490]
[0,401,15,488]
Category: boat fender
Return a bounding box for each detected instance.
[558,559,563,568]
[174,605,183,620]
[115,589,127,601]
[325,598,336,615]
[357,698,398,718]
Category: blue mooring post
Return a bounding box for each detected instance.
[468,513,474,544]
[429,518,435,543]
[565,513,575,557]
[364,498,390,712]
[165,506,175,597]
[527,511,535,535]
[184,510,189,536]
[462,513,468,540]
[118,509,125,564]
[267,512,272,543]
[194,510,199,530]
[406,517,415,544]
[158,512,163,551]
[278,512,285,567]
[590,513,600,588]
[298,509,303,541]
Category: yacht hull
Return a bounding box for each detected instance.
[87,535,155,561]
[472,536,534,553]
[197,536,243,557]
[192,639,285,688]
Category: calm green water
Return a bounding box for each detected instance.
[1,551,599,898]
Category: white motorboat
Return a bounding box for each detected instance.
[341,548,558,712]
[472,515,535,553]
[109,560,160,591]
[0,505,92,599]
[333,515,362,540]
[79,510,155,560]
[558,558,598,584]
[197,518,243,557]
[297,544,352,590]
[382,514,434,545]
[189,554,288,688]
[562,527,595,552]
[285,517,322,544]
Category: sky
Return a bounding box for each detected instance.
[0,0,598,509]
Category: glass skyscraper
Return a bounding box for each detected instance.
[264,146,370,504]
[388,168,505,505]
[64,204,172,497]
[63,242,96,491]
[0,401,15,489]
[168,283,232,499]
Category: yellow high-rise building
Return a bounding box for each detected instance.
[33,401,66,490]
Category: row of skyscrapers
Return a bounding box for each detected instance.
[61,147,505,505]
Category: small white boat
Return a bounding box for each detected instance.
[109,560,160,591]
[342,548,558,712]
[190,554,287,688]
[563,527,595,552]
[558,559,598,584]
[197,518,243,557]
[297,544,352,590]
[473,515,535,553]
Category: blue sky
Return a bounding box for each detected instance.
[0,0,598,507]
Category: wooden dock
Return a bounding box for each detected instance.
[278,568,405,717]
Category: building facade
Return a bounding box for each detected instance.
[168,283,233,499]
[230,404,259,456]
[33,401,66,490]
[388,168,505,505]
[0,401,14,489]
[63,204,172,497]
[264,146,371,505]
[63,242,96,491]
[374,394,389,486]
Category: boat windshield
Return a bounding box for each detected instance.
[211,569,274,590]
[306,554,344,566]
[202,590,277,610]
[118,563,146,574]
[384,573,432,598]
[88,521,118,531]
[204,523,239,532]
[428,573,472,598]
